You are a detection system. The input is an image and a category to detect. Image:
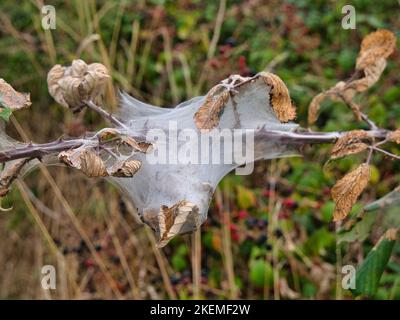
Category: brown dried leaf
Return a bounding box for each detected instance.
[193,85,230,131]
[47,65,68,107]
[157,200,200,247]
[0,78,31,111]
[97,128,121,142]
[120,136,153,153]
[331,130,371,159]
[79,150,108,177]
[58,148,108,177]
[0,158,31,197]
[108,159,141,177]
[356,29,396,70]
[47,59,110,110]
[308,92,326,124]
[258,72,296,123]
[387,129,400,144]
[58,148,82,168]
[385,228,398,241]
[332,164,370,221]
[348,58,387,93]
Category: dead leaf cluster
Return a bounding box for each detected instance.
[308,29,396,124]
[47,59,110,110]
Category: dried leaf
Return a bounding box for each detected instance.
[157,200,200,247]
[258,72,296,123]
[194,85,230,131]
[108,159,141,177]
[356,29,396,70]
[97,128,121,142]
[0,158,31,197]
[58,148,82,168]
[308,92,326,124]
[331,130,371,159]
[120,136,153,153]
[0,78,31,111]
[385,228,398,241]
[332,164,370,221]
[387,129,400,144]
[47,59,110,110]
[58,148,108,177]
[348,58,387,93]
[47,65,68,107]
[79,150,108,177]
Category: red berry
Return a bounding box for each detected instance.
[237,210,249,219]
[231,232,240,242]
[283,198,297,209]
[84,258,94,268]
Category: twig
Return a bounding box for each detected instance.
[84,99,126,128]
[0,128,388,164]
[368,146,400,160]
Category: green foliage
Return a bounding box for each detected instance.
[351,233,396,297]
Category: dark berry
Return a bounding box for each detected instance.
[245,217,257,228]
[170,275,180,285]
[274,229,283,238]
[224,37,237,47]
[256,234,268,245]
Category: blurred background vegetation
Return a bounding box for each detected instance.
[0,0,399,299]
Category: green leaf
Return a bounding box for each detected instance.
[249,259,273,287]
[0,106,12,122]
[236,185,256,210]
[351,229,397,297]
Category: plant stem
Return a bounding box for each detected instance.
[0,128,389,163]
[84,99,126,128]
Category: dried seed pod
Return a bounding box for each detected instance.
[258,72,296,123]
[108,159,141,177]
[331,163,370,221]
[331,130,372,159]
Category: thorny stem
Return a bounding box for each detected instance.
[0,128,389,163]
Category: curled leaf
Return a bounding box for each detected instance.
[47,59,110,110]
[58,148,107,177]
[194,85,230,131]
[307,30,396,124]
[331,130,371,159]
[387,129,400,144]
[120,136,153,153]
[0,78,31,119]
[258,72,296,123]
[0,158,31,197]
[332,163,370,221]
[80,150,108,177]
[356,29,396,70]
[97,128,121,142]
[108,159,141,177]
[157,200,200,247]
